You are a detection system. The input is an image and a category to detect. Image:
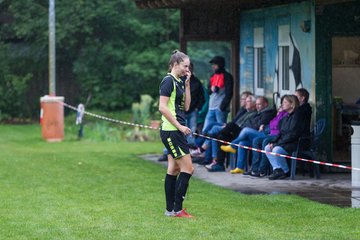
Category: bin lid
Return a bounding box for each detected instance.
[40,95,64,103]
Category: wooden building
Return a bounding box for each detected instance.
[135,0,360,164]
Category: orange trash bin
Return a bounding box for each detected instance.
[40,95,64,142]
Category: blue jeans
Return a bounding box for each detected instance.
[236,140,251,169]
[200,124,224,160]
[163,147,168,155]
[208,125,225,159]
[205,147,212,162]
[195,136,205,147]
[231,127,266,146]
[229,128,266,170]
[265,144,289,173]
[194,132,213,163]
[202,109,228,134]
[185,110,197,146]
[251,135,277,173]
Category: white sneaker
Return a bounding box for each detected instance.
[164,210,175,217]
[190,148,203,157]
[205,160,217,170]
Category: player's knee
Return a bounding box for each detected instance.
[167,166,180,175]
[185,166,194,175]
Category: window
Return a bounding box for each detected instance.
[245,46,254,85]
[254,27,265,96]
[278,25,291,95]
[255,47,266,93]
[280,46,290,90]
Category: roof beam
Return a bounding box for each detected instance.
[135,0,357,9]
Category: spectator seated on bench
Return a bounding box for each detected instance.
[265,95,305,180]
[218,96,276,174]
[207,96,276,173]
[290,118,325,180]
[190,91,253,165]
[245,105,288,177]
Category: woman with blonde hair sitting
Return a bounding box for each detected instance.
[265,95,302,180]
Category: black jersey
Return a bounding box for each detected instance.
[159,74,186,131]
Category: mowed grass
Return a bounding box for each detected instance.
[0,124,359,240]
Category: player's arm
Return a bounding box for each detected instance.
[184,71,191,112]
[159,96,190,135]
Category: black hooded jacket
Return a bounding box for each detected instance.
[207,56,233,112]
[272,109,303,153]
[186,74,205,113]
[297,102,312,137]
[242,107,277,130]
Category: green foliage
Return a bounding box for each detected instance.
[129,94,158,141]
[64,107,159,142]
[93,122,125,142]
[0,43,33,120]
[131,102,141,124]
[132,94,153,125]
[0,0,179,119]
[151,97,161,120]
[65,108,133,142]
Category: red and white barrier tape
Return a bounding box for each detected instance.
[60,101,360,172]
[62,102,158,130]
[193,132,360,171]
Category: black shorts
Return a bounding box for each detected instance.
[160,130,190,159]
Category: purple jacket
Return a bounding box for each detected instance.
[269,111,288,135]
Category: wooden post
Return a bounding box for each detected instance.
[49,0,56,96]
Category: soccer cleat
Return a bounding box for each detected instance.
[220,145,236,154]
[230,167,244,174]
[164,210,176,217]
[175,209,193,218]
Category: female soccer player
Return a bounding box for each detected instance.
[159,50,194,218]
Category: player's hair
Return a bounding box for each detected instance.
[168,50,189,70]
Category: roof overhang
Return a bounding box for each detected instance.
[134,0,357,9]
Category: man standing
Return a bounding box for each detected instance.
[202,56,234,134]
[185,63,205,148]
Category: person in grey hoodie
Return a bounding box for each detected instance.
[201,56,234,134]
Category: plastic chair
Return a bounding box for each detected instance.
[290,118,326,180]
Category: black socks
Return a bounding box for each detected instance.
[164,174,177,212]
[165,172,192,212]
[174,172,192,212]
